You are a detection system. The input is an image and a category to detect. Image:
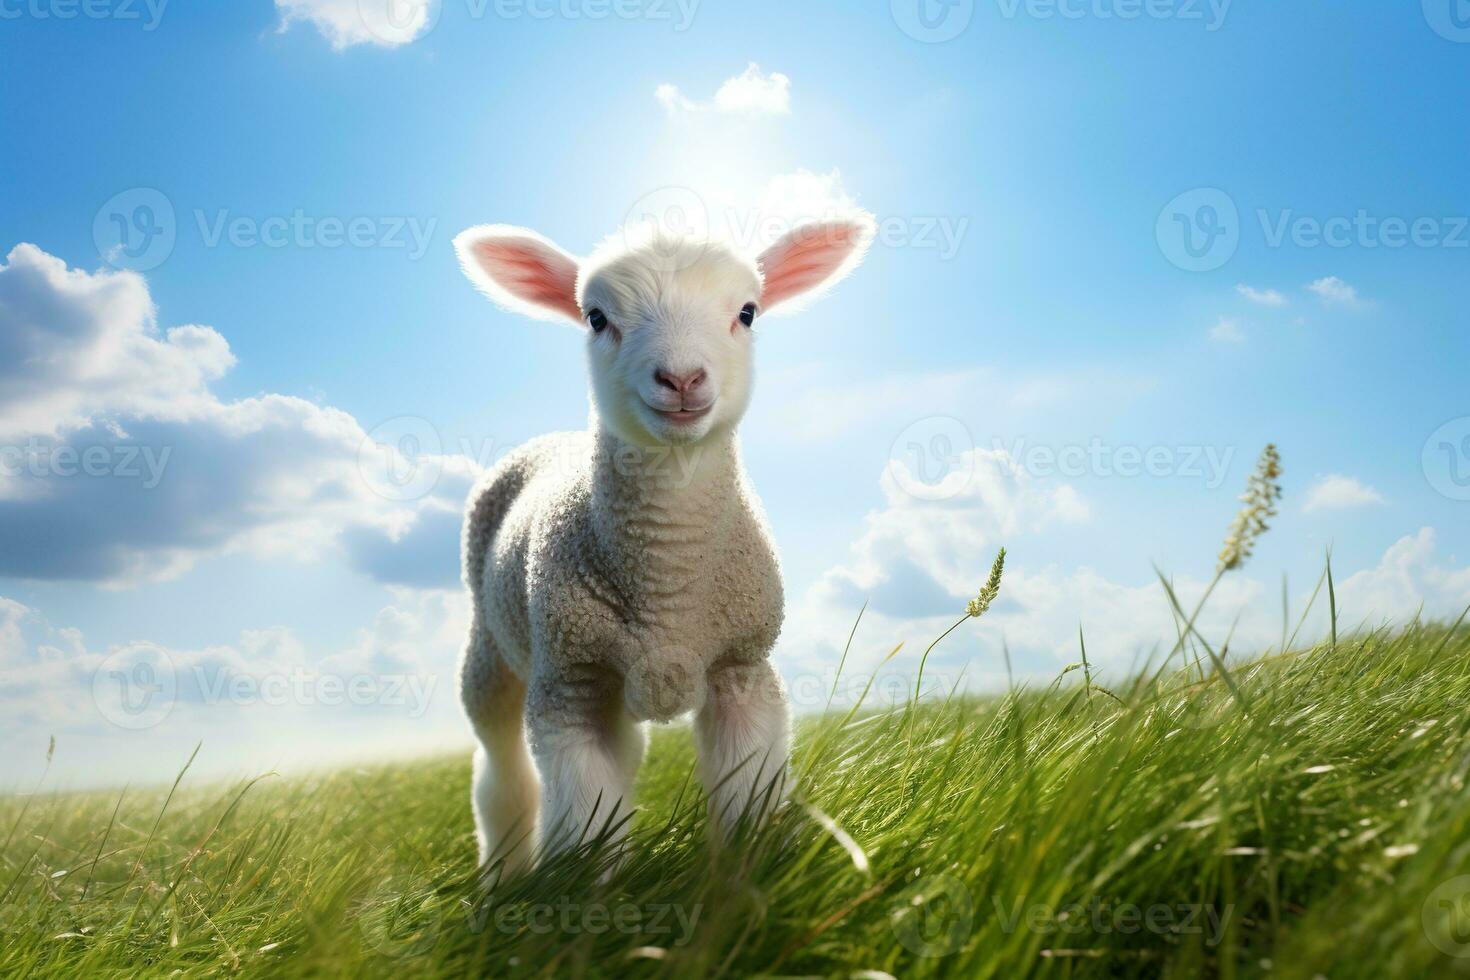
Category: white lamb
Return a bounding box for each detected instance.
[452,212,875,876]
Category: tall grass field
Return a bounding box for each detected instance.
[4,610,1470,978]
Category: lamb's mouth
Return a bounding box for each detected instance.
[650,404,713,426]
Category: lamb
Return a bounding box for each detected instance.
[452,212,875,876]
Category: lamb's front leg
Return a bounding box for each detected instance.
[695,658,791,838]
[526,669,646,861]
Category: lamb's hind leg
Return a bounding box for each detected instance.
[461,625,539,878]
[695,659,791,839]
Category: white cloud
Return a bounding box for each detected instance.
[821,447,1091,607]
[0,589,471,785]
[777,450,1469,703]
[0,597,27,664]
[0,244,474,586]
[1307,276,1361,306]
[775,448,1097,695]
[1236,284,1288,307]
[714,63,792,114]
[653,83,695,113]
[1335,528,1470,627]
[657,64,792,117]
[0,245,232,439]
[276,0,435,50]
[1210,316,1245,343]
[1303,474,1386,513]
[782,552,1281,710]
[757,168,854,220]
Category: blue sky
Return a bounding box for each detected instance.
[2,0,1469,786]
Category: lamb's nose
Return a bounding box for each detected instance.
[654,367,707,395]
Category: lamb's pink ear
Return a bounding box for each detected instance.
[453,224,582,324]
[757,212,876,313]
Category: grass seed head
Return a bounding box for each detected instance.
[1218,443,1283,572]
[967,547,1006,618]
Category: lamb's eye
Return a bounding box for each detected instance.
[586,309,608,332]
[738,303,758,328]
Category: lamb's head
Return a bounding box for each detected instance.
[453,214,875,447]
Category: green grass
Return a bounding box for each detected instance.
[5,615,1470,978]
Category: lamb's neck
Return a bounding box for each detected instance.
[590,427,742,573]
